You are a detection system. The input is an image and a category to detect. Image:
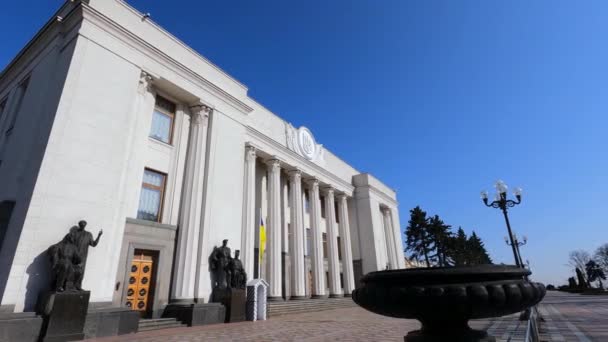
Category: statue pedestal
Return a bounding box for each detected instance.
[212,288,246,323]
[37,291,90,342]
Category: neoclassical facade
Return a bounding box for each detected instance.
[0,0,404,317]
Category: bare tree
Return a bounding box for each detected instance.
[569,250,591,283]
[595,244,608,274]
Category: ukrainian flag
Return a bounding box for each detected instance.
[259,217,266,262]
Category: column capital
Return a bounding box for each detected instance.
[190,104,212,125]
[266,158,281,169]
[137,71,154,95]
[321,186,335,196]
[245,145,256,160]
[381,206,392,216]
[337,193,348,202]
[305,178,320,188]
[288,168,302,178]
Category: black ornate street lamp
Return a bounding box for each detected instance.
[480,180,523,268]
[505,233,527,269]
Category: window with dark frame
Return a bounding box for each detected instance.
[6,77,30,135]
[149,95,176,144]
[322,232,327,258]
[136,168,167,222]
[334,201,340,223]
[304,190,310,213]
[337,236,342,260]
[320,196,326,218]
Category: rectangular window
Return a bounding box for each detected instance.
[0,98,6,121]
[149,95,176,144]
[322,232,327,259]
[304,190,310,213]
[6,77,30,135]
[340,273,344,289]
[320,196,326,218]
[337,236,342,260]
[137,168,166,222]
[305,228,312,256]
[335,201,340,223]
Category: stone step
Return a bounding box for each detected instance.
[268,302,355,310]
[138,318,187,331]
[267,298,356,317]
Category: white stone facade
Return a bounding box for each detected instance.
[0,0,404,314]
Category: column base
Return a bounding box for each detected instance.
[289,296,308,300]
[267,296,284,302]
[329,294,343,298]
[343,293,352,298]
[311,295,328,299]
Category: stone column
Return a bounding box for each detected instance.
[266,158,283,300]
[323,187,342,297]
[288,170,306,299]
[382,207,398,270]
[241,145,256,280]
[337,194,355,296]
[171,104,211,302]
[307,178,326,298]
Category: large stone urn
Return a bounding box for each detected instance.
[352,265,545,342]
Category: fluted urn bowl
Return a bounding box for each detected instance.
[352,265,546,342]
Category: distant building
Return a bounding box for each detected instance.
[0,0,405,316]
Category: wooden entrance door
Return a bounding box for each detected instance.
[126,250,155,315]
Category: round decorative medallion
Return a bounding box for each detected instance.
[137,301,145,309]
[125,301,132,307]
[298,127,316,160]
[131,265,138,273]
[129,277,136,284]
[143,265,150,273]
[139,289,147,296]
[141,277,149,285]
[127,289,134,296]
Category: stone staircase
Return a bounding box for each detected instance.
[267,297,356,317]
[138,317,187,331]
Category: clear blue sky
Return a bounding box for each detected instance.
[1,1,606,286]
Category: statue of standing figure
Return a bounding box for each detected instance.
[211,239,232,289]
[210,240,247,289]
[47,220,102,292]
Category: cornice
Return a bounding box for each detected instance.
[246,126,354,196]
[354,184,399,207]
[112,0,248,92]
[78,2,253,115]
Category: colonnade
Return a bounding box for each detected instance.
[243,145,356,299]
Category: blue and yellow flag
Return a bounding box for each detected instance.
[259,217,266,262]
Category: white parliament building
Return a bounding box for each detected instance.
[0,0,405,319]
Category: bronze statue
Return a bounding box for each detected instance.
[47,220,102,292]
[211,239,232,289]
[228,250,247,289]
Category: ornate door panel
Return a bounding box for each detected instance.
[126,252,154,313]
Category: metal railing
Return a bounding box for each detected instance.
[523,306,541,342]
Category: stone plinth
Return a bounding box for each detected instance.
[213,288,246,323]
[163,302,225,326]
[38,291,90,342]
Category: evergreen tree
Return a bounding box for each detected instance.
[450,227,470,266]
[405,206,434,267]
[467,231,492,265]
[427,215,452,266]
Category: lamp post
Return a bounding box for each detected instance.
[504,233,527,269]
[482,181,533,321]
[480,180,523,268]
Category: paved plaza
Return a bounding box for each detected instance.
[85,291,608,342]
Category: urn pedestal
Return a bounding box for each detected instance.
[352,265,546,342]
